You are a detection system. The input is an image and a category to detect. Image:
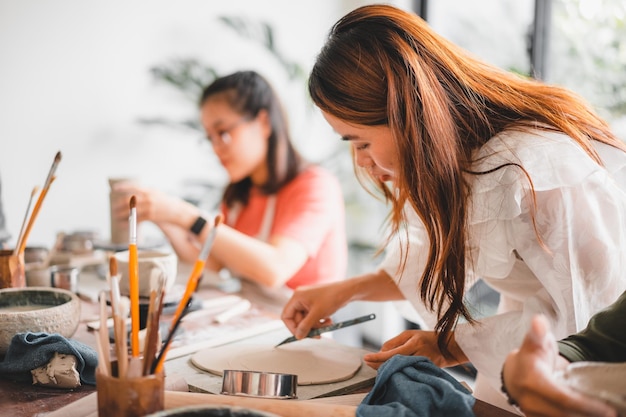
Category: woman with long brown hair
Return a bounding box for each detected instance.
[281,4,626,411]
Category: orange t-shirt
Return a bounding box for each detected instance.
[222,166,347,289]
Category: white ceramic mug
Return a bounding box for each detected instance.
[114,250,177,297]
[108,177,137,245]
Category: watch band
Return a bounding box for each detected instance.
[190,216,207,236]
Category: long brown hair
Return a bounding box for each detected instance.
[200,70,304,207]
[309,4,626,357]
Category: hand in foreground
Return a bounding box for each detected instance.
[281,282,351,340]
[363,330,467,370]
[502,315,617,417]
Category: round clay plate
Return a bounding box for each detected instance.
[555,361,626,415]
[191,337,362,385]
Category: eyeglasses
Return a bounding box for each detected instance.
[206,117,251,148]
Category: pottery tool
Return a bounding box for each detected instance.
[16,151,62,255]
[182,295,247,322]
[274,313,376,347]
[213,299,252,324]
[13,186,39,256]
[152,213,223,373]
[128,196,140,358]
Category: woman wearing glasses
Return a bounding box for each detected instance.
[112,71,347,296]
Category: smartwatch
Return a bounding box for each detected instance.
[190,216,207,236]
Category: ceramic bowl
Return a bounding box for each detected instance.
[0,287,81,354]
[555,361,626,415]
[146,405,281,417]
[114,250,178,298]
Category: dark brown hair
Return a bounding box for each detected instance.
[309,4,626,357]
[200,70,304,207]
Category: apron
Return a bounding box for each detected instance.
[225,196,293,312]
[226,195,276,241]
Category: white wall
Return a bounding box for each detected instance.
[0,0,550,254]
[0,0,407,248]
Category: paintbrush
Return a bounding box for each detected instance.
[108,256,129,379]
[151,213,223,374]
[274,313,377,347]
[17,151,62,255]
[142,271,165,376]
[150,297,192,374]
[13,186,39,256]
[128,195,140,358]
[116,296,130,378]
[108,255,118,302]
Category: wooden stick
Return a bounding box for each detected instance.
[164,391,357,417]
[128,195,140,357]
[13,186,39,256]
[98,291,112,376]
[115,296,129,379]
[17,151,62,255]
[94,328,108,377]
[152,214,223,373]
[110,272,128,379]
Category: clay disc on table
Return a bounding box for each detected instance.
[191,337,362,385]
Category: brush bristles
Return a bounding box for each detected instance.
[130,195,136,209]
[109,255,118,277]
[214,213,224,227]
[54,151,62,163]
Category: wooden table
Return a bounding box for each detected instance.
[0,261,518,417]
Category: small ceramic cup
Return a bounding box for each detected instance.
[114,250,177,298]
[109,177,138,245]
[25,263,51,287]
[50,265,79,293]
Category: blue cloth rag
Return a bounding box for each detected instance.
[0,332,98,385]
[357,355,476,417]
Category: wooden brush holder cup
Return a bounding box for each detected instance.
[0,250,25,289]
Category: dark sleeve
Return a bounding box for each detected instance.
[557,291,626,363]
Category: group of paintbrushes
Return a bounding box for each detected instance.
[13,151,62,262]
[95,196,223,379]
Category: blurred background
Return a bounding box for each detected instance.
[1,0,625,352]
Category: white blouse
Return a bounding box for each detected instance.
[381,128,626,411]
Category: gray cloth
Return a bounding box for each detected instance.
[0,332,98,385]
[357,355,476,417]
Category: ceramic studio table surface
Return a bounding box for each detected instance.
[0,257,518,417]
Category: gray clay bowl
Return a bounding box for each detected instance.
[0,287,81,354]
